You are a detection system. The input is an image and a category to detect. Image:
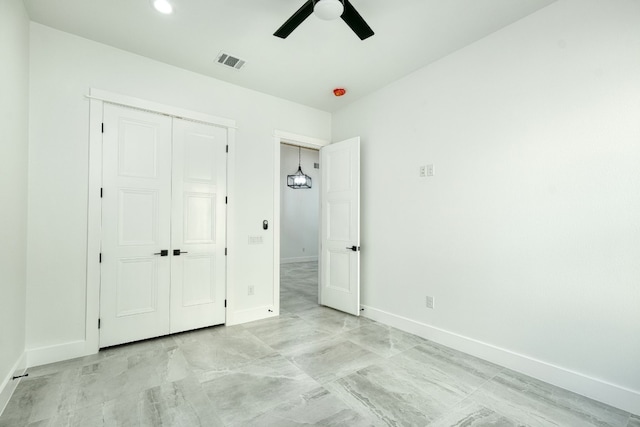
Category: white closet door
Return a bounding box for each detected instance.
[170,119,227,333]
[100,104,172,347]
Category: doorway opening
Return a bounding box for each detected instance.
[279,142,320,313]
[273,132,362,318]
[272,131,329,316]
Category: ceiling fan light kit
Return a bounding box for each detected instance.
[274,0,374,41]
[314,0,344,20]
[152,0,173,14]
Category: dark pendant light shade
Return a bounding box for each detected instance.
[287,146,312,189]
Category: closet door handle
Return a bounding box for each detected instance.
[154,250,169,256]
[173,249,189,256]
[346,246,360,252]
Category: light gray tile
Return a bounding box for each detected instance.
[179,327,276,375]
[389,342,503,387]
[280,296,320,314]
[325,364,434,426]
[628,415,640,427]
[2,261,633,427]
[325,342,503,426]
[200,353,319,425]
[429,399,526,427]
[470,369,630,427]
[137,376,224,427]
[26,402,104,427]
[296,305,374,335]
[244,314,334,353]
[0,368,80,425]
[73,347,165,408]
[237,387,376,427]
[287,337,383,384]
[342,322,426,358]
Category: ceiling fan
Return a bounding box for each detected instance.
[274,0,375,41]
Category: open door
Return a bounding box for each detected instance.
[319,137,360,316]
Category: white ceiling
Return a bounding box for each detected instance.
[23,0,556,112]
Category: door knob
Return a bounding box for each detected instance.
[346,246,360,252]
[173,249,189,256]
[154,250,169,256]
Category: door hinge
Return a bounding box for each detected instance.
[224,248,227,256]
[100,188,103,198]
[225,145,228,153]
[98,318,101,329]
[99,253,102,263]
[224,299,227,308]
[101,123,104,133]
[225,196,227,204]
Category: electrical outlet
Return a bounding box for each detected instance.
[419,166,426,177]
[426,296,435,309]
[248,285,255,296]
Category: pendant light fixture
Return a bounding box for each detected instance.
[287,146,312,189]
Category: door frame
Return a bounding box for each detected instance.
[86,88,236,354]
[273,130,329,314]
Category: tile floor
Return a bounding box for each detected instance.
[1,261,637,426]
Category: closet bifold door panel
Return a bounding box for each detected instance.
[99,105,227,348]
[170,119,227,334]
[100,105,173,348]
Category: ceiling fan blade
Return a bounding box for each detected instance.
[341,0,374,40]
[274,0,314,39]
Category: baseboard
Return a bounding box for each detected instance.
[360,305,640,416]
[0,352,27,416]
[26,340,88,368]
[280,256,318,264]
[228,306,278,326]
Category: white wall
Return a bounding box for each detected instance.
[333,0,640,414]
[0,0,29,410]
[280,145,320,263]
[26,24,330,357]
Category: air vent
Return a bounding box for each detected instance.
[215,52,246,71]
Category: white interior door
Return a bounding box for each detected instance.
[170,119,227,333]
[319,137,361,316]
[100,104,172,347]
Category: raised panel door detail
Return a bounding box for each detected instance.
[170,119,227,334]
[328,251,350,292]
[327,201,350,241]
[119,189,158,246]
[184,133,217,183]
[327,150,351,192]
[184,193,215,244]
[100,104,172,348]
[118,119,158,178]
[182,255,215,307]
[116,258,157,317]
[320,137,360,316]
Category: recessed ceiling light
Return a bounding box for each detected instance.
[152,0,173,14]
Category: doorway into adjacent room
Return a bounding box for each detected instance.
[279,143,321,314]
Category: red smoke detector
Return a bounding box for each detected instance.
[333,88,347,97]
